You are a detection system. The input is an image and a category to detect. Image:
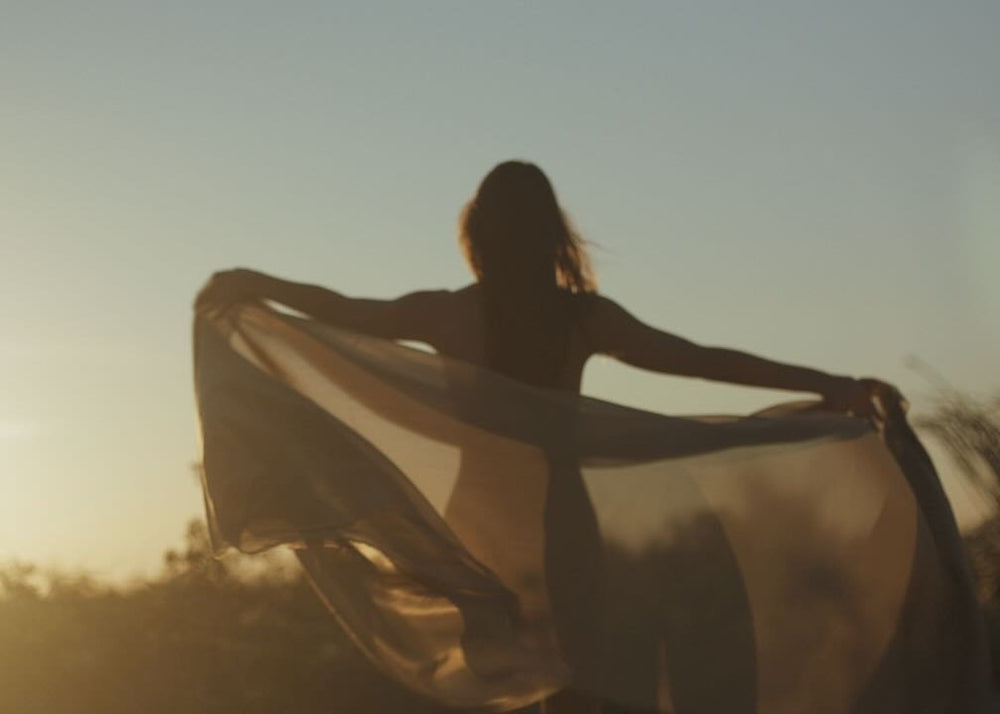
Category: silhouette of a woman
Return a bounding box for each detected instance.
[196,160,880,713]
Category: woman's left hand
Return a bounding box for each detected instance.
[195,268,268,316]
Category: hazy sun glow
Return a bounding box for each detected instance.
[0,419,39,443]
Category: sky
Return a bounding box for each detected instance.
[1,1,998,581]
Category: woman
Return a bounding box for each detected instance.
[196,161,876,409]
[196,160,888,712]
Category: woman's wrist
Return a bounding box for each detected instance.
[820,375,857,398]
[243,270,280,301]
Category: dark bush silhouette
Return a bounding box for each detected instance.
[917,388,1000,688]
[917,391,1000,507]
[0,520,448,714]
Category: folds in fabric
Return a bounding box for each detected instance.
[194,304,991,712]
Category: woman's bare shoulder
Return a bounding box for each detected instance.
[450,283,481,298]
[395,284,478,326]
[574,292,651,356]
[431,283,481,311]
[396,287,460,307]
[575,291,623,322]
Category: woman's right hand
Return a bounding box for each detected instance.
[822,377,900,418]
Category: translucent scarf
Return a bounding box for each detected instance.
[194,303,991,712]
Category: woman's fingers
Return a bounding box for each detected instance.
[195,269,270,320]
[858,378,905,418]
[843,380,876,417]
[194,283,218,313]
[825,378,904,421]
[821,378,890,418]
[195,270,247,315]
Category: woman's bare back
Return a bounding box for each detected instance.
[422,284,592,393]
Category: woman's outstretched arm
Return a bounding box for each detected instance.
[195,269,443,342]
[586,295,876,410]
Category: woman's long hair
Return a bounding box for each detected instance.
[459,161,596,387]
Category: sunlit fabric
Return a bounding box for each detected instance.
[194,304,991,712]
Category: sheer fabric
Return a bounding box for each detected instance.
[194,303,990,712]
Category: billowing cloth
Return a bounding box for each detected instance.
[194,303,991,712]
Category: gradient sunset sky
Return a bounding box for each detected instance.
[2,2,998,580]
